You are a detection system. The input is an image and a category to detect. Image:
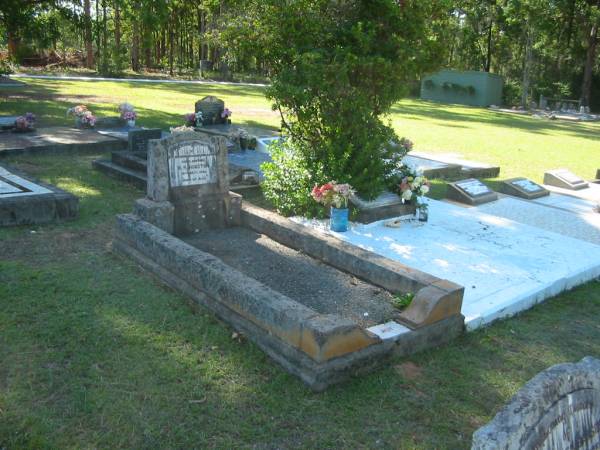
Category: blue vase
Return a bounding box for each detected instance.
[330,207,349,232]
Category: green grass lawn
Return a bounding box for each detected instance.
[1,78,600,449]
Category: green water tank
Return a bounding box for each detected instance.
[420,70,503,107]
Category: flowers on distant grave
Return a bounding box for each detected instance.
[118,103,137,121]
[67,105,96,127]
[14,112,36,131]
[221,108,232,119]
[311,181,355,209]
[392,164,430,203]
[184,111,203,127]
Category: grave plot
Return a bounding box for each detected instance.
[0,126,127,158]
[0,165,78,226]
[500,177,549,200]
[446,178,498,205]
[408,151,500,178]
[114,132,465,391]
[294,199,600,331]
[543,171,600,203]
[478,194,600,246]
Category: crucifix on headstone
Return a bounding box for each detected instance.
[134,131,241,235]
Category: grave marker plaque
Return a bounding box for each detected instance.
[128,128,162,153]
[500,177,549,200]
[544,168,589,190]
[135,131,237,235]
[447,178,498,206]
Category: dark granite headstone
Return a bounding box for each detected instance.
[544,169,589,190]
[500,177,549,200]
[472,357,600,450]
[128,128,162,153]
[135,131,237,235]
[447,179,498,206]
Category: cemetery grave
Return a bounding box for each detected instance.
[114,132,465,391]
[499,177,549,200]
[295,198,600,331]
[0,164,78,226]
[544,168,589,191]
[408,151,500,179]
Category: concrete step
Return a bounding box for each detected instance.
[92,159,146,190]
[111,151,147,172]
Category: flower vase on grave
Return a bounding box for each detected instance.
[127,120,136,128]
[418,203,429,222]
[239,137,248,150]
[330,207,349,232]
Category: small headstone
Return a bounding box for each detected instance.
[136,131,236,235]
[95,116,123,129]
[350,191,416,223]
[447,178,497,206]
[472,357,600,450]
[195,96,226,125]
[500,177,549,200]
[544,169,589,191]
[128,128,162,154]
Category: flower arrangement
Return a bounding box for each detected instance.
[221,108,232,119]
[14,112,36,131]
[185,111,203,127]
[118,103,136,121]
[67,105,96,127]
[393,164,430,203]
[311,181,355,209]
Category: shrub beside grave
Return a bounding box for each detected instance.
[257,0,446,215]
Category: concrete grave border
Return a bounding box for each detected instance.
[0,164,78,226]
[114,201,465,390]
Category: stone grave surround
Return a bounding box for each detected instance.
[0,165,78,226]
[134,131,241,236]
[472,357,600,450]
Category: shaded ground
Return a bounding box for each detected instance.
[185,227,397,327]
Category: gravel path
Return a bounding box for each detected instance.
[185,227,397,328]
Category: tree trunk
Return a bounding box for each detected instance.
[581,22,598,107]
[83,0,94,68]
[114,1,121,54]
[6,28,19,59]
[168,19,174,76]
[521,28,533,108]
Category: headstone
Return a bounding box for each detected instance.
[135,131,238,235]
[95,116,123,129]
[128,128,162,153]
[194,96,226,125]
[447,178,498,206]
[350,191,416,223]
[500,177,549,200]
[472,357,600,450]
[544,169,589,191]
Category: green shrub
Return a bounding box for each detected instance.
[0,59,15,76]
[254,0,447,214]
[261,141,324,217]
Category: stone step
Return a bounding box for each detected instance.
[111,151,148,173]
[92,159,146,190]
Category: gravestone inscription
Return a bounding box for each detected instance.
[500,177,549,200]
[472,357,600,450]
[135,131,239,235]
[447,178,498,206]
[544,169,589,191]
[128,128,162,153]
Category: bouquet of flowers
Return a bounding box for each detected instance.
[184,113,196,126]
[393,164,430,203]
[221,108,232,119]
[14,112,36,131]
[67,105,96,127]
[118,103,136,121]
[311,181,355,209]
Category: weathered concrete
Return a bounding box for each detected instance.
[241,203,464,329]
[0,126,127,158]
[544,169,589,191]
[0,165,78,226]
[472,357,600,450]
[113,213,464,390]
[350,191,416,224]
